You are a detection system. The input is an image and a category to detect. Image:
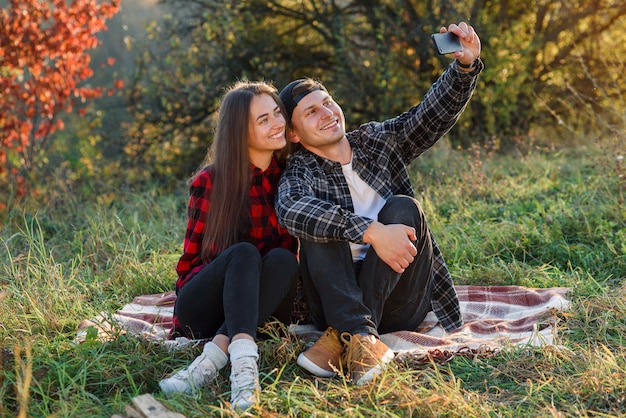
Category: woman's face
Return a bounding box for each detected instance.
[247,93,287,167]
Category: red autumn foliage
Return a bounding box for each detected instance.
[0,0,121,199]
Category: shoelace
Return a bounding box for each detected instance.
[340,333,361,368]
[231,358,258,390]
[340,333,377,368]
[195,354,217,379]
[317,328,342,355]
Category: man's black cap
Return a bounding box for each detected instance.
[279,79,324,120]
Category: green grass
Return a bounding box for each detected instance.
[1,136,624,417]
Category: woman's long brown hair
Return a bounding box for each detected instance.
[194,81,288,262]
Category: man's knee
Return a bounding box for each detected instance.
[378,195,425,226]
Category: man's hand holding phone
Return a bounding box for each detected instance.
[432,22,481,69]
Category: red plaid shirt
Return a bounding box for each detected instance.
[175,157,298,292]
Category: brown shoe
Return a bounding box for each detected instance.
[297,327,343,377]
[341,333,394,386]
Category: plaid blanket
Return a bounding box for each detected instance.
[76,286,570,360]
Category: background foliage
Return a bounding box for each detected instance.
[123,0,626,183]
[1,0,625,209]
[0,0,121,204]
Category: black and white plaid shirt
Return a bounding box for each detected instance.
[277,60,484,331]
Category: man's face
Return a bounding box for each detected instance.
[289,90,346,152]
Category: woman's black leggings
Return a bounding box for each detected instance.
[174,243,299,340]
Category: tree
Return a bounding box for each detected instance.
[125,0,626,183]
[125,0,453,180]
[0,0,121,204]
[468,0,626,144]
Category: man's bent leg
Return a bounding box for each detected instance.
[359,196,434,334]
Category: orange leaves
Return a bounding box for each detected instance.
[0,0,121,197]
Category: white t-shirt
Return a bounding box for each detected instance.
[341,155,386,261]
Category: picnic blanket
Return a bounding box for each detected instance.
[76,285,570,361]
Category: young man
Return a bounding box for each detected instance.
[277,22,483,386]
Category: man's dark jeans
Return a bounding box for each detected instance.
[300,195,434,337]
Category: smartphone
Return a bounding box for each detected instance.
[431,32,463,55]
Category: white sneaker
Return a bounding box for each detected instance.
[159,341,228,394]
[228,339,260,410]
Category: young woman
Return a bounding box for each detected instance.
[159,81,299,411]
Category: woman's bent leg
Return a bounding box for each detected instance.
[258,248,299,325]
[174,242,262,339]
